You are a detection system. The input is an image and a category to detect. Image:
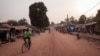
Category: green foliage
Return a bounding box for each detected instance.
[50,22,55,26]
[68,16,78,24]
[95,10,100,31]
[70,16,74,22]
[79,15,87,24]
[69,16,75,24]
[86,18,92,23]
[7,20,18,26]
[95,10,100,22]
[29,2,49,28]
[18,18,29,25]
[7,18,29,26]
[86,16,94,23]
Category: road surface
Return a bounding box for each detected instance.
[0,29,100,56]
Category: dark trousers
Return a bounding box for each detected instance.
[24,37,31,47]
[77,34,80,39]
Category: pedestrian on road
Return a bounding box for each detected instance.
[76,33,80,39]
[48,27,51,33]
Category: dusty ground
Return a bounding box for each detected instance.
[0,29,100,56]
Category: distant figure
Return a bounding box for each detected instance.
[9,28,15,38]
[78,28,81,33]
[9,28,16,42]
[48,27,51,33]
[77,28,81,39]
[76,33,80,39]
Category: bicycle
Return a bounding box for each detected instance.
[21,39,30,53]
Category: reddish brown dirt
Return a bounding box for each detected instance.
[0,29,100,56]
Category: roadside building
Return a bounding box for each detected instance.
[0,23,12,43]
[85,22,100,35]
[12,26,32,38]
[75,21,100,35]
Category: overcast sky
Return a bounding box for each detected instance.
[0,0,100,24]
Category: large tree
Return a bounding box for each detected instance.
[29,2,49,28]
[94,10,100,33]
[79,15,87,24]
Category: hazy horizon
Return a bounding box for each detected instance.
[0,0,100,24]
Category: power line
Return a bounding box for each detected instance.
[83,2,100,15]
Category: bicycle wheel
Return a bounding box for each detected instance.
[21,43,29,53]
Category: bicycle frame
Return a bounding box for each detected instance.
[21,39,30,53]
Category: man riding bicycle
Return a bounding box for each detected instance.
[24,28,32,49]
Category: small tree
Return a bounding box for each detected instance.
[79,15,87,24]
[86,16,94,23]
[50,22,55,26]
[7,20,18,26]
[18,18,29,26]
[68,16,78,24]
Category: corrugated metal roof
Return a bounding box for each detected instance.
[85,22,97,26]
[0,24,12,28]
[12,26,28,30]
[0,28,10,31]
[12,26,32,30]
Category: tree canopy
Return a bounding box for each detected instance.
[18,18,29,25]
[29,2,49,28]
[7,20,18,26]
[7,18,29,26]
[95,10,100,22]
[69,16,76,24]
[79,15,87,24]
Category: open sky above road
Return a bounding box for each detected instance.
[0,0,100,24]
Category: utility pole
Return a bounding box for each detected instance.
[67,14,69,26]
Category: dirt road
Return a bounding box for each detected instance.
[0,29,100,56]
